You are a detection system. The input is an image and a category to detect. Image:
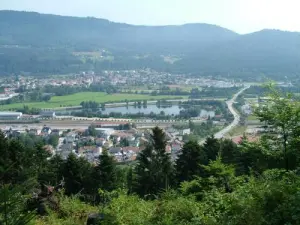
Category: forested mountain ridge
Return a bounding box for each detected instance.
[0,10,238,52]
[1,10,300,79]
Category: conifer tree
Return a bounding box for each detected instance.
[133,126,173,198]
[176,141,207,183]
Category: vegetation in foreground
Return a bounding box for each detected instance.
[1,86,300,225]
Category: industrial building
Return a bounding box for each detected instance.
[0,112,23,120]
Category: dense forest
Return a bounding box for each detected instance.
[1,86,300,224]
[1,11,300,80]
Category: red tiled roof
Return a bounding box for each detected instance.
[232,135,259,144]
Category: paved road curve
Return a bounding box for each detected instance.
[214,85,250,139]
[199,85,250,144]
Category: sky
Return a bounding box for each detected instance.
[1,0,300,34]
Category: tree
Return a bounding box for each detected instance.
[0,184,35,225]
[92,149,117,193]
[219,139,239,165]
[62,154,92,195]
[133,127,174,198]
[176,141,207,183]
[48,134,59,148]
[87,125,97,137]
[202,135,220,162]
[40,155,64,186]
[255,84,300,170]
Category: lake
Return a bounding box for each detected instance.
[57,104,215,117]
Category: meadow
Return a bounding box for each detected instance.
[0,92,187,110]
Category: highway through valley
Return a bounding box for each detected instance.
[214,85,250,139]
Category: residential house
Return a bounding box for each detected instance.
[41,126,52,136]
[65,133,77,143]
[95,138,106,146]
[78,146,102,158]
[51,129,62,136]
[109,147,122,154]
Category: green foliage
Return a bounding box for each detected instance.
[133,127,174,198]
[62,154,92,196]
[176,141,207,182]
[255,84,300,170]
[91,149,117,193]
[0,184,35,225]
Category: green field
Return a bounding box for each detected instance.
[247,115,259,121]
[0,92,188,110]
[226,126,247,137]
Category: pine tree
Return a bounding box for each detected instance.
[62,154,92,195]
[220,139,239,165]
[133,126,173,198]
[92,149,117,193]
[203,135,220,162]
[40,154,64,186]
[176,141,207,183]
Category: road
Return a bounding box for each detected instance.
[198,85,250,144]
[213,85,250,139]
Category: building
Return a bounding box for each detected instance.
[41,126,52,135]
[0,112,23,120]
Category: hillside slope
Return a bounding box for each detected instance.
[0,10,300,79]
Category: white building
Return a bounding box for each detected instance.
[0,112,23,120]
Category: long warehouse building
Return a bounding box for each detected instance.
[0,112,23,120]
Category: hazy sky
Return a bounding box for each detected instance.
[1,0,300,34]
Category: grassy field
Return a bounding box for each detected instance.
[0,92,188,110]
[247,115,259,121]
[226,126,247,137]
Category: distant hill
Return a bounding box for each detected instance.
[0,10,237,52]
[0,10,300,80]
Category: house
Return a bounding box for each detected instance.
[41,126,52,135]
[103,141,113,148]
[78,146,102,157]
[232,135,259,145]
[95,138,106,146]
[180,129,191,136]
[65,133,76,143]
[171,144,182,153]
[59,143,73,152]
[57,143,74,159]
[51,129,62,136]
[122,147,140,154]
[109,147,122,154]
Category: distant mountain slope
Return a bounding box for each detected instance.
[0,10,238,53]
[178,29,300,78]
[0,10,300,80]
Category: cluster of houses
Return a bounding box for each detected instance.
[2,120,192,164]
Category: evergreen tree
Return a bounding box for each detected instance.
[92,149,117,193]
[176,141,207,183]
[133,127,173,198]
[62,154,92,195]
[202,135,220,162]
[40,154,64,186]
[220,139,239,165]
